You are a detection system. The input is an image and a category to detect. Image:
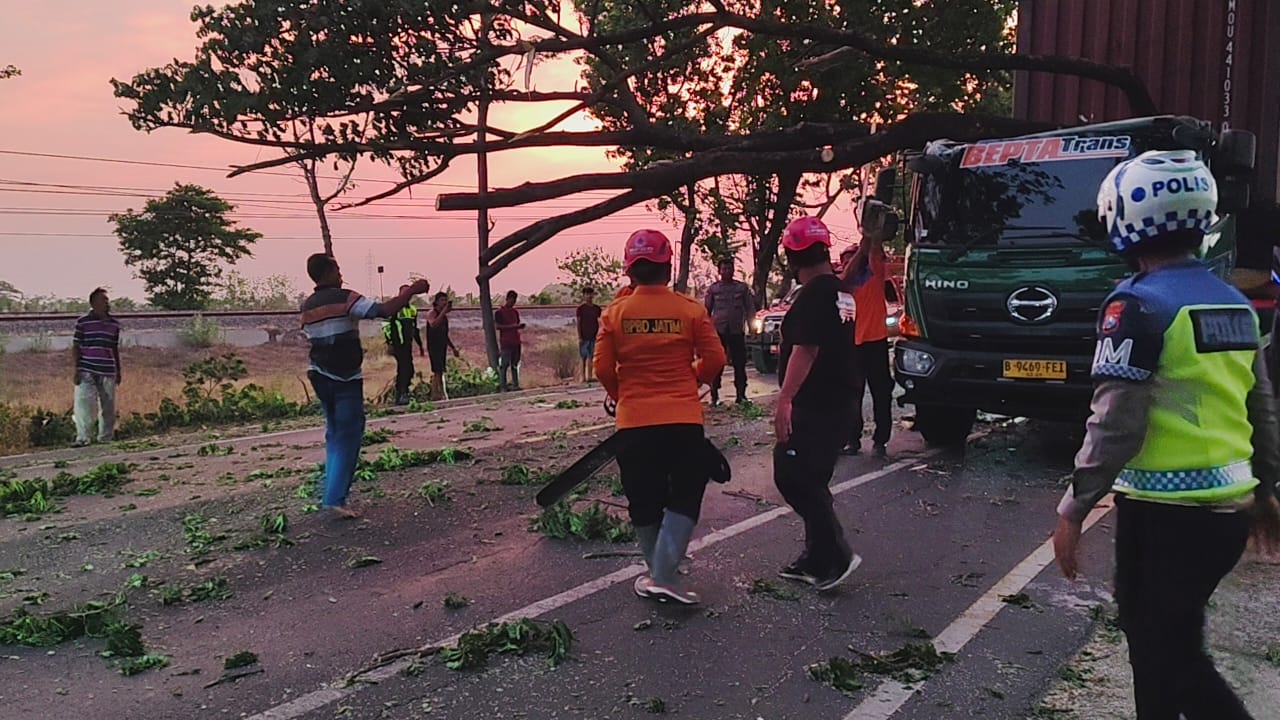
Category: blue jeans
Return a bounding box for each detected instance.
[309,372,366,508]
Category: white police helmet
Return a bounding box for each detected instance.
[1096,149,1218,254]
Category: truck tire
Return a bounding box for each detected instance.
[914,405,976,447]
[751,347,777,374]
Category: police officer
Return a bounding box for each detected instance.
[1053,150,1280,720]
[595,229,726,604]
[382,284,424,405]
[704,258,755,405]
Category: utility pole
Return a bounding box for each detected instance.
[476,18,499,369]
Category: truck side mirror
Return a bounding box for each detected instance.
[1217,130,1256,174]
[874,168,897,203]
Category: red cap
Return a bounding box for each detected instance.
[624,229,674,270]
[782,216,832,252]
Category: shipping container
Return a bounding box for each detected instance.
[1014,0,1280,270]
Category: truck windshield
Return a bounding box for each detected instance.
[916,156,1120,250]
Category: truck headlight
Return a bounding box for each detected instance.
[751,318,763,333]
[899,348,936,376]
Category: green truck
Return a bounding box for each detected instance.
[893,116,1257,445]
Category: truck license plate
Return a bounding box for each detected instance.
[1002,359,1067,380]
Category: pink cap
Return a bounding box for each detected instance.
[624,229,674,270]
[782,216,832,252]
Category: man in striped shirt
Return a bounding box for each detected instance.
[72,288,122,446]
[301,253,429,518]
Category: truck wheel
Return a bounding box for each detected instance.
[751,347,777,374]
[914,405,976,447]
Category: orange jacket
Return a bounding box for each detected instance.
[594,285,726,429]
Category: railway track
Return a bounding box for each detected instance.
[0,305,582,338]
[0,304,579,324]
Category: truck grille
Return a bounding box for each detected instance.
[921,291,1102,354]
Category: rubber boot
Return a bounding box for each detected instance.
[648,510,700,605]
[634,524,660,569]
[633,523,661,599]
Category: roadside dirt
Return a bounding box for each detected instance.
[1037,549,1280,719]
[0,378,786,719]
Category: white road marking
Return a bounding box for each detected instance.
[245,455,929,720]
[841,502,1115,720]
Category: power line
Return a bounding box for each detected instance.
[0,149,624,197]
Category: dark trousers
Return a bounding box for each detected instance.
[851,339,893,446]
[499,345,522,391]
[616,424,709,527]
[308,372,366,508]
[392,343,415,398]
[774,406,853,575]
[1114,496,1253,720]
[712,332,748,397]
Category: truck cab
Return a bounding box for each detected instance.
[894,116,1254,445]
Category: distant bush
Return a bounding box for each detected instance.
[540,332,580,380]
[177,315,225,348]
[116,353,316,436]
[28,409,75,447]
[0,403,31,454]
[444,358,499,398]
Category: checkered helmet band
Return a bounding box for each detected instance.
[1097,150,1218,253]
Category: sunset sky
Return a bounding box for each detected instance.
[0,1,660,301]
[0,1,860,303]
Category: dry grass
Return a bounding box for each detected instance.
[0,327,567,421]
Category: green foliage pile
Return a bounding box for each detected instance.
[361,428,394,446]
[440,619,574,671]
[362,445,471,474]
[159,576,233,605]
[500,464,553,486]
[0,463,133,518]
[531,502,635,543]
[181,513,227,558]
[0,594,167,676]
[807,643,955,695]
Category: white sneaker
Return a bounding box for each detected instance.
[645,582,700,605]
[633,575,656,599]
[815,554,863,592]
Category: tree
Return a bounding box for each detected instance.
[556,247,624,298]
[113,2,1154,301]
[109,1,511,256]
[0,65,19,80]
[212,272,299,311]
[111,184,261,310]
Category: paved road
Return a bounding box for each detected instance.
[0,382,1116,720]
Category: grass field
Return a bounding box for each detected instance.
[0,326,583,455]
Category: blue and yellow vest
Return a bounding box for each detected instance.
[382,305,418,346]
[1093,261,1260,504]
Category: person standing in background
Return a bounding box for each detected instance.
[838,232,893,457]
[704,258,755,405]
[71,287,122,447]
[494,290,525,391]
[425,292,460,401]
[575,287,603,383]
[383,284,425,406]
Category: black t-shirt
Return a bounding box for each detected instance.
[778,273,857,410]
